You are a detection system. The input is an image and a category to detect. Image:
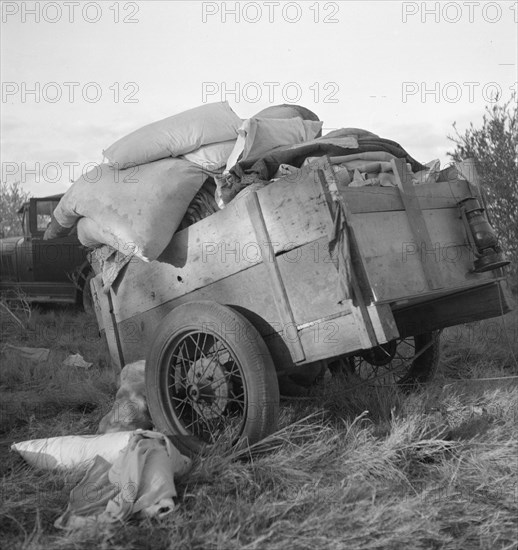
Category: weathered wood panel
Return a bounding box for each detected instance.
[349,207,495,302]
[297,312,367,363]
[275,238,347,322]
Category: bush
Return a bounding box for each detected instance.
[0,181,31,238]
[447,95,518,293]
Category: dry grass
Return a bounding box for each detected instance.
[1,305,517,550]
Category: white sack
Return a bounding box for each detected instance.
[225,117,323,171]
[53,158,207,261]
[182,139,236,170]
[103,101,242,168]
[11,431,133,471]
[253,104,319,120]
[76,217,110,248]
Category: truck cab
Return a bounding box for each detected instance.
[0,194,90,306]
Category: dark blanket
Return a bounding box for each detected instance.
[231,128,425,182]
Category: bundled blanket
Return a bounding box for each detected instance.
[215,129,427,206]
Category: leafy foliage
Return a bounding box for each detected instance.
[0,181,31,237]
[448,96,518,292]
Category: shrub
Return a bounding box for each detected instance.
[447,95,518,293]
[0,181,30,237]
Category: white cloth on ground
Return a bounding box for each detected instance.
[54,430,192,530]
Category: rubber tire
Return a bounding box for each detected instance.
[397,331,441,388]
[329,331,441,389]
[145,301,280,456]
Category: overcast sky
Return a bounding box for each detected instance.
[1,0,517,196]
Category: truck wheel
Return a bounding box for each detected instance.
[331,331,441,389]
[146,301,279,456]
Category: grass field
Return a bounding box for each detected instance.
[1,303,517,550]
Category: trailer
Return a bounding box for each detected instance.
[91,156,512,455]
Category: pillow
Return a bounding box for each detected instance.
[253,104,320,122]
[11,432,133,471]
[181,140,236,171]
[225,117,323,171]
[103,101,242,169]
[52,158,208,261]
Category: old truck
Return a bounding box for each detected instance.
[90,157,513,455]
[0,194,92,308]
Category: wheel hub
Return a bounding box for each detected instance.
[187,384,201,401]
[186,355,230,419]
[360,340,398,366]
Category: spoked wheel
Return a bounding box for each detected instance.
[146,301,279,456]
[335,331,441,389]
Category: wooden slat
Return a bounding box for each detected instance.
[107,290,125,371]
[245,191,305,363]
[367,303,399,343]
[392,159,444,291]
[92,275,123,371]
[342,179,473,214]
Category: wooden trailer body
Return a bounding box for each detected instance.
[92,157,511,373]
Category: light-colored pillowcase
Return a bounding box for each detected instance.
[182,140,236,171]
[53,158,207,261]
[103,101,242,169]
[225,117,323,171]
